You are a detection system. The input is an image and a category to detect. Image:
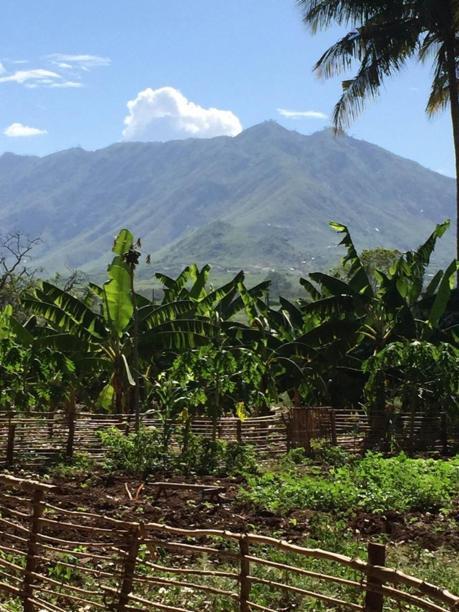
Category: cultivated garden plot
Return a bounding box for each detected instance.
[0,447,458,611]
[0,225,458,609]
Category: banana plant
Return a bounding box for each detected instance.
[295,221,458,407]
[22,230,217,421]
[155,264,270,322]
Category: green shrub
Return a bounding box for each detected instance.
[308,439,351,467]
[178,434,258,476]
[277,443,350,472]
[223,441,259,476]
[177,436,226,476]
[98,426,171,477]
[98,427,258,478]
[279,448,310,469]
[50,452,94,479]
[241,453,459,515]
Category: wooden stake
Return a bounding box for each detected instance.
[239,535,251,612]
[236,419,242,444]
[365,542,386,612]
[330,409,337,445]
[23,487,45,612]
[117,526,140,611]
[440,412,448,455]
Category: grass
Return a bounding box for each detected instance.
[1,520,457,611]
[129,525,459,611]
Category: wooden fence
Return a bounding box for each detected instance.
[0,474,457,611]
[0,407,457,468]
[0,410,289,468]
[332,408,459,455]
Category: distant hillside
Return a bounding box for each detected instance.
[0,122,455,278]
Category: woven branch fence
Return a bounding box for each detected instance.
[0,474,457,611]
[0,411,289,468]
[0,407,457,468]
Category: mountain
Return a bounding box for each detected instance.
[0,121,455,279]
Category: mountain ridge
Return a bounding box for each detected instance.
[0,122,455,277]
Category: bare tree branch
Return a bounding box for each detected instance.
[0,232,41,303]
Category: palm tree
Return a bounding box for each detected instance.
[298,0,459,279]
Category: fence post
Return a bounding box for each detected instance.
[284,412,292,452]
[330,409,337,445]
[65,394,76,459]
[365,542,386,612]
[239,534,251,612]
[6,415,16,467]
[236,419,242,444]
[23,487,46,611]
[117,525,140,611]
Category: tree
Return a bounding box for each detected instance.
[298,0,459,279]
[330,247,401,289]
[363,340,459,451]
[0,232,41,309]
[299,220,458,412]
[360,247,401,277]
[22,230,216,425]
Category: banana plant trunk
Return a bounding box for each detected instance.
[131,277,141,432]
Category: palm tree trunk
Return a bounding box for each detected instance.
[445,31,459,284]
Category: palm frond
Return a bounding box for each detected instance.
[425,43,449,116]
[314,18,419,128]
[298,0,384,33]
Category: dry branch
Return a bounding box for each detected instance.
[32,586,105,608]
[141,558,238,579]
[144,537,240,560]
[38,542,116,561]
[24,597,65,612]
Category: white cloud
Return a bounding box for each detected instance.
[0,54,109,89]
[122,86,242,141]
[47,53,111,70]
[277,108,328,120]
[0,68,61,87]
[50,80,83,89]
[4,122,47,137]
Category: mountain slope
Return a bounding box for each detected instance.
[0,122,455,275]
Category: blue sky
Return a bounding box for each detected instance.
[0,0,454,176]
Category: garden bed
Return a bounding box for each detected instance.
[1,451,458,610]
[29,470,458,551]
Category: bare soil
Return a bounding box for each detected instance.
[22,469,459,551]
